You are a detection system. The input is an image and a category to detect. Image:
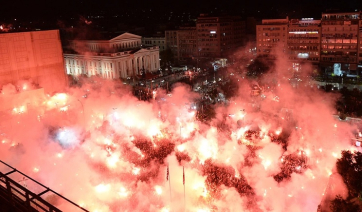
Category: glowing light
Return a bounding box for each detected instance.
[275,128,282,135]
[154,185,162,195]
[59,105,68,111]
[95,184,110,193]
[198,139,218,163]
[132,167,140,175]
[106,154,119,168]
[177,144,185,152]
[33,167,39,172]
[118,187,129,197]
[57,153,63,158]
[262,159,271,170]
[56,128,80,147]
[160,207,170,212]
[197,208,211,212]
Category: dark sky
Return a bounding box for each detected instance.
[1,0,361,20]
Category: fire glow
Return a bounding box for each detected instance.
[0,62,357,212]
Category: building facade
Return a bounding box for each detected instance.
[358,19,362,68]
[321,12,360,74]
[257,12,362,74]
[165,14,245,64]
[256,18,289,58]
[165,30,178,61]
[142,36,166,51]
[196,14,244,59]
[288,18,321,65]
[176,27,197,62]
[0,30,67,92]
[64,33,160,79]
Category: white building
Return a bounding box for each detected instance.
[142,37,166,51]
[64,33,160,79]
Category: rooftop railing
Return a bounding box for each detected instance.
[0,160,89,212]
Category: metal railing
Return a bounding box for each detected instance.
[0,160,89,212]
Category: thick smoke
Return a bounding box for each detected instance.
[0,47,358,212]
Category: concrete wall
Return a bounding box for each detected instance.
[0,30,67,92]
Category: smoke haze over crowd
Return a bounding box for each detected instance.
[0,47,359,212]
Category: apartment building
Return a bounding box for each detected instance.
[256,18,289,58]
[288,18,321,64]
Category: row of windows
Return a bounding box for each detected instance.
[289,57,319,61]
[289,51,319,56]
[321,57,357,62]
[289,28,319,32]
[321,33,357,38]
[321,45,357,49]
[321,39,357,43]
[289,46,318,50]
[288,40,320,44]
[261,33,286,36]
[143,40,165,44]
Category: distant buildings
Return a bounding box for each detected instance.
[196,14,244,58]
[256,11,362,75]
[64,32,160,79]
[256,18,288,58]
[288,18,321,64]
[165,14,246,64]
[321,12,360,74]
[0,30,67,92]
[142,36,166,51]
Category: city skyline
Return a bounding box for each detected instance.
[1,0,361,21]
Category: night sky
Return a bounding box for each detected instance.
[1,0,361,21]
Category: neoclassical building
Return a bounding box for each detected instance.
[64,33,160,79]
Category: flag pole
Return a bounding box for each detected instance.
[183,166,185,212]
[167,165,172,202]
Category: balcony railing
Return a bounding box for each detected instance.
[0,160,89,212]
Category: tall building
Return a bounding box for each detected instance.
[165,14,245,64]
[64,33,160,79]
[287,18,321,66]
[0,30,66,92]
[256,12,362,75]
[165,30,178,62]
[256,17,289,58]
[196,14,245,59]
[358,19,362,68]
[177,27,197,63]
[320,12,360,75]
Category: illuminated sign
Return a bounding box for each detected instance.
[289,31,318,34]
[210,31,216,34]
[301,18,314,21]
[297,53,309,58]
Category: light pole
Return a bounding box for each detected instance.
[77,99,85,127]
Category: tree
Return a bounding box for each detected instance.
[336,150,362,198]
[330,195,360,212]
[159,48,174,68]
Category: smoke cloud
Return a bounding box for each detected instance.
[0,47,357,212]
